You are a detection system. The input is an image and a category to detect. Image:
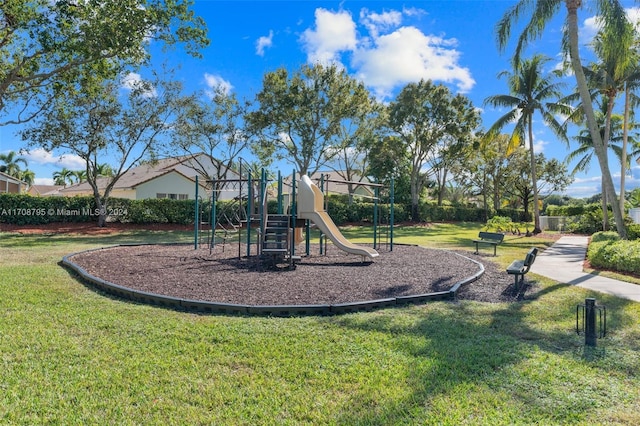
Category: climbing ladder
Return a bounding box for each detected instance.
[261,214,290,258]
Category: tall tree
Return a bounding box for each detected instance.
[322,98,383,200]
[246,63,371,176]
[22,75,186,227]
[503,148,573,220]
[53,168,74,186]
[0,150,27,176]
[0,0,208,125]
[496,0,632,238]
[388,80,478,221]
[172,87,250,200]
[425,93,480,206]
[484,55,568,233]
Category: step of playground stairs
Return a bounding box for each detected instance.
[262,248,288,254]
[262,241,287,250]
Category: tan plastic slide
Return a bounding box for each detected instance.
[297,175,379,259]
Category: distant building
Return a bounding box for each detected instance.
[56,154,243,201]
[0,172,26,193]
[284,171,375,199]
[27,184,64,196]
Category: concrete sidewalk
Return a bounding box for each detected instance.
[530,235,640,302]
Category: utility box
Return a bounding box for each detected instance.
[629,208,640,224]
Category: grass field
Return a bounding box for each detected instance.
[1,223,639,425]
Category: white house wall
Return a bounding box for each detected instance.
[136,172,200,200]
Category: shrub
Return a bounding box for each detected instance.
[626,224,640,240]
[590,231,620,243]
[588,237,640,275]
[485,215,513,232]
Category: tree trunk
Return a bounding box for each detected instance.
[601,175,609,231]
[528,117,541,233]
[620,82,630,214]
[565,1,627,238]
[410,170,421,222]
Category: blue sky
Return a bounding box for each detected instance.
[2,0,640,198]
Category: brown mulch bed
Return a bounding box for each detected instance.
[68,243,530,306]
[3,222,538,305]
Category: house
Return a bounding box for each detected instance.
[28,184,64,196]
[57,154,244,201]
[0,172,26,193]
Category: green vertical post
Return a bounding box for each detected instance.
[194,175,199,250]
[246,172,252,257]
[390,177,394,251]
[277,171,283,214]
[291,170,296,258]
[374,183,379,249]
[211,191,216,248]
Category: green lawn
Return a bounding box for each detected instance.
[1,224,639,425]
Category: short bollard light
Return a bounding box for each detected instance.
[576,298,607,347]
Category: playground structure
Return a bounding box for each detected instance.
[194,168,395,265]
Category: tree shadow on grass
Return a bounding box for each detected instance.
[326,280,639,424]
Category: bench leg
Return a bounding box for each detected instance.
[474,242,479,255]
[493,245,497,256]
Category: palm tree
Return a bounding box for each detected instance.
[96,163,114,177]
[53,168,74,186]
[72,170,87,183]
[567,111,635,230]
[496,0,632,238]
[0,150,28,177]
[17,169,35,187]
[484,54,569,233]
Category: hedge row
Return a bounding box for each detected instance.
[1,193,529,227]
[587,231,640,275]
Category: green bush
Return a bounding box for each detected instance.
[590,231,620,243]
[626,224,640,240]
[588,237,640,275]
[484,216,513,232]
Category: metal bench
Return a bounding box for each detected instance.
[506,247,538,290]
[473,231,504,256]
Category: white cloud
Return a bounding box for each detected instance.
[203,73,233,97]
[121,73,157,98]
[34,177,54,186]
[23,148,85,169]
[256,30,274,56]
[353,26,475,98]
[299,7,475,99]
[359,8,402,38]
[300,8,357,64]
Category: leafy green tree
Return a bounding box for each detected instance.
[484,54,568,233]
[172,87,250,199]
[452,133,511,219]
[17,169,34,187]
[53,168,74,186]
[23,76,186,227]
[388,80,479,221]
[246,63,371,176]
[496,0,632,238]
[503,148,573,219]
[322,99,383,200]
[425,93,480,206]
[0,150,27,176]
[0,0,208,125]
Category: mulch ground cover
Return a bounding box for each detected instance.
[5,222,536,305]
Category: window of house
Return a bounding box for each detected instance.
[156,193,188,200]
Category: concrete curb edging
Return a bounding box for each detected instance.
[61,245,485,317]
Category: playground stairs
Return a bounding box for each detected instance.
[262,214,290,257]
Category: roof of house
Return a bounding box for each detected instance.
[28,184,64,196]
[0,171,26,184]
[56,155,220,195]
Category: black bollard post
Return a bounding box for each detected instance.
[585,298,597,347]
